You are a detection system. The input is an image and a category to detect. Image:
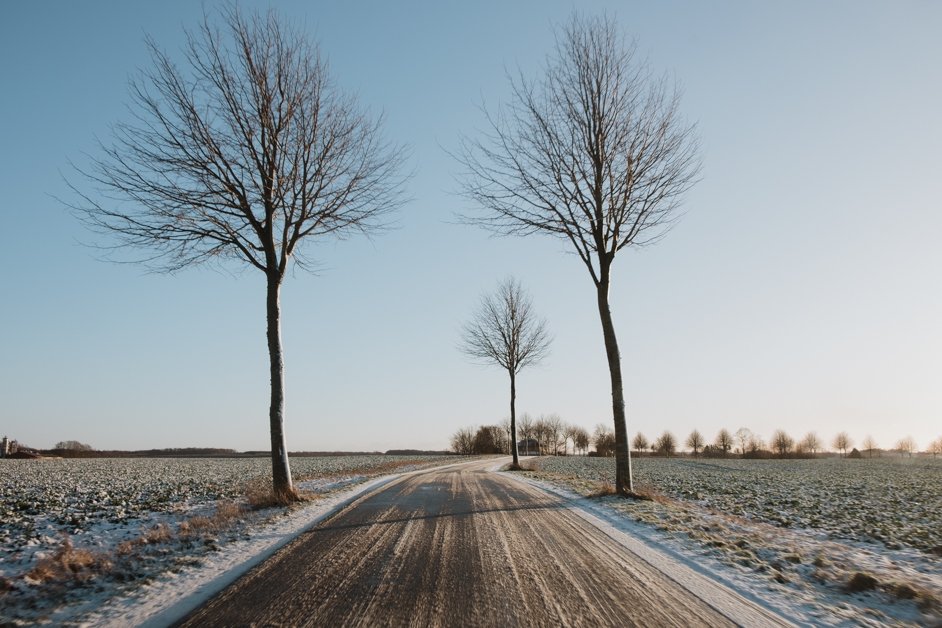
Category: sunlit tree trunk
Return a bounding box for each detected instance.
[509,371,520,466]
[266,273,295,499]
[596,265,633,494]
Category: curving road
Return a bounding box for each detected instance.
[177,459,789,627]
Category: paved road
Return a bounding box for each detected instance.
[177,459,789,627]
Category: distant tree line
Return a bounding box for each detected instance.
[451,415,592,457]
[451,422,941,460]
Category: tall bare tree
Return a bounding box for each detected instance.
[457,14,699,494]
[70,8,407,501]
[460,278,551,468]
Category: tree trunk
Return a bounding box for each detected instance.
[267,273,295,500]
[509,371,519,467]
[596,273,634,495]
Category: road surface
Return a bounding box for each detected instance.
[177,458,789,627]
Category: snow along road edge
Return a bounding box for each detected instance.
[82,460,479,628]
[504,470,796,627]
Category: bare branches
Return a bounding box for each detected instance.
[456,13,700,286]
[460,277,551,376]
[70,7,408,278]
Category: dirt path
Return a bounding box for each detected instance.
[177,459,790,627]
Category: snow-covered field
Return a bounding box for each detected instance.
[3,454,939,626]
[0,455,454,625]
[521,455,942,626]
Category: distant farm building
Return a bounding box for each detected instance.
[517,438,541,456]
[1,436,17,458]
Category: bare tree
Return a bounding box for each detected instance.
[771,430,794,457]
[519,413,535,456]
[543,414,566,455]
[451,427,475,455]
[685,429,704,457]
[714,429,733,457]
[800,432,821,457]
[861,435,878,459]
[70,8,407,501]
[632,432,649,456]
[895,436,916,457]
[457,14,699,495]
[593,424,616,457]
[654,431,677,458]
[563,424,581,456]
[735,427,752,457]
[460,277,551,468]
[833,432,853,458]
[533,417,550,455]
[928,437,942,458]
[747,434,766,458]
[572,426,591,455]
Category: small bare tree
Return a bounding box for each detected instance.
[800,432,821,457]
[460,278,551,468]
[833,432,853,458]
[70,8,407,501]
[563,424,581,456]
[928,437,942,457]
[519,413,535,455]
[714,429,733,457]
[771,430,794,457]
[451,427,475,455]
[632,432,649,455]
[747,433,766,457]
[895,436,916,457]
[735,427,752,457]
[544,414,565,455]
[654,431,677,458]
[685,429,704,457]
[457,14,699,494]
[500,417,513,452]
[572,426,591,455]
[862,435,879,459]
[593,424,616,457]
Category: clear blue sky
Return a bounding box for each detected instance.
[1,1,939,453]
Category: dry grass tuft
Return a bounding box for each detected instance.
[890,582,919,600]
[245,479,303,509]
[141,522,173,545]
[588,482,617,498]
[214,500,245,521]
[179,516,216,537]
[845,571,879,593]
[179,499,252,538]
[26,537,112,584]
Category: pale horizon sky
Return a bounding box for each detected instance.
[1,1,940,453]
